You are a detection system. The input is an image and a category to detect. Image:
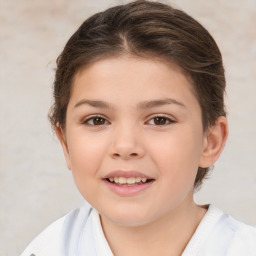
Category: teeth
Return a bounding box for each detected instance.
[119,177,126,184]
[141,178,147,182]
[108,177,149,185]
[127,177,135,184]
[135,177,141,182]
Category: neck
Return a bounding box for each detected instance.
[100,194,207,256]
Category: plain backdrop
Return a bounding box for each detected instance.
[0,0,256,255]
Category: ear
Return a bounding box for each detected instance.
[199,116,228,168]
[55,124,72,170]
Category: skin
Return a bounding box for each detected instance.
[56,55,228,256]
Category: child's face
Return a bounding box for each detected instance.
[59,56,209,226]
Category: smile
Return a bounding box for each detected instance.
[106,177,152,186]
[103,170,155,195]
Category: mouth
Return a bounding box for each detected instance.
[105,176,155,186]
[103,170,156,197]
[103,170,155,196]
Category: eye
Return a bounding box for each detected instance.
[147,115,175,126]
[82,115,109,126]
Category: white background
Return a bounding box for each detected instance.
[0,0,255,255]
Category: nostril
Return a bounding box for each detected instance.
[112,152,138,159]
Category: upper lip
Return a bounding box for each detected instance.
[103,170,154,179]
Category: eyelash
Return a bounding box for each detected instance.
[82,115,109,126]
[81,115,175,127]
[147,116,175,126]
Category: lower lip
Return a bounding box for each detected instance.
[103,179,154,196]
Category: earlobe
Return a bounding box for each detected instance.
[55,124,72,170]
[199,116,228,168]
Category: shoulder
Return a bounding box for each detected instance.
[222,213,256,255]
[204,206,256,255]
[183,205,256,256]
[20,203,93,256]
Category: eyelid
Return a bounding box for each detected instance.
[81,114,176,126]
[81,114,110,126]
[146,114,176,125]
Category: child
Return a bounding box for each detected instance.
[21,1,256,255]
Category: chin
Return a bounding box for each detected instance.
[100,207,157,227]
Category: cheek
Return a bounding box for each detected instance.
[148,129,202,183]
[67,131,106,177]
[66,132,108,203]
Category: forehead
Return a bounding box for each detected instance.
[74,55,193,88]
[70,55,199,111]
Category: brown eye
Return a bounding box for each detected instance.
[148,116,175,126]
[92,117,105,125]
[154,117,168,125]
[83,116,108,126]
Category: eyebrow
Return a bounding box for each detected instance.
[74,98,186,110]
[137,98,186,109]
[74,99,112,109]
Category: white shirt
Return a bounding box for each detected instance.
[20,204,256,256]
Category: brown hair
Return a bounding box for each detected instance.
[49,0,226,189]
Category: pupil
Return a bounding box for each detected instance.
[94,117,104,125]
[155,117,165,125]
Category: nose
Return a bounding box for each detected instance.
[109,125,145,160]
